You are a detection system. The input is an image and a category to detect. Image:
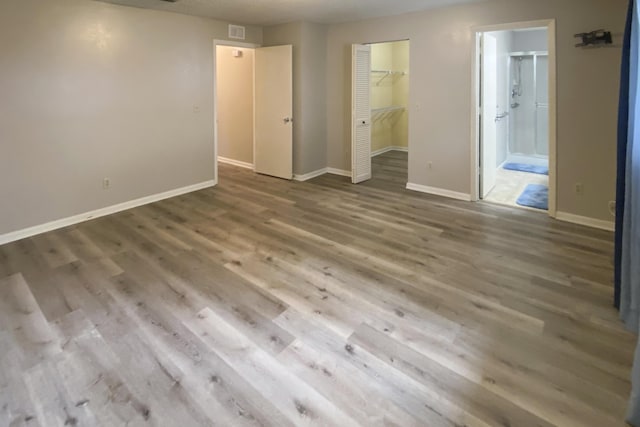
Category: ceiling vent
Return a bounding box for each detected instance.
[229,25,246,40]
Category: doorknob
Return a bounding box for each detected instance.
[283,117,293,124]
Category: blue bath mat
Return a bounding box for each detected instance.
[503,163,549,175]
[516,184,548,210]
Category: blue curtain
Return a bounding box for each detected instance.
[620,1,640,424]
[617,0,634,309]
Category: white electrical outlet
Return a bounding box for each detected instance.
[103,178,110,189]
[427,162,433,169]
[575,183,584,196]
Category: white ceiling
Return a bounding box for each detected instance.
[97,0,486,26]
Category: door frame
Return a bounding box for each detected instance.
[480,32,498,199]
[470,19,557,217]
[213,39,260,185]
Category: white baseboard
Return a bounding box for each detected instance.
[556,212,615,232]
[295,167,353,181]
[371,146,409,157]
[218,157,253,170]
[294,168,329,182]
[406,182,471,202]
[326,168,351,178]
[0,180,217,245]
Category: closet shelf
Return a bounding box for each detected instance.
[371,70,407,86]
[371,106,405,122]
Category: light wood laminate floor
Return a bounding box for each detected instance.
[0,152,634,426]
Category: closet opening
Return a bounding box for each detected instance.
[351,40,410,189]
[370,40,410,188]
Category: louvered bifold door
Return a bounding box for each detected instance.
[351,44,372,184]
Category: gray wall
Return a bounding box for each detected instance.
[299,22,329,175]
[325,0,626,221]
[0,0,262,235]
[0,0,626,235]
[264,22,328,176]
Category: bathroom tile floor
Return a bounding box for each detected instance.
[484,168,548,211]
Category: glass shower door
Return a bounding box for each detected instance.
[509,56,536,156]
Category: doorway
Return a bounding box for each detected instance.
[371,40,410,188]
[472,21,557,216]
[215,43,256,173]
[213,41,293,182]
[351,40,410,189]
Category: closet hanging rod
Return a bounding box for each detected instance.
[371,70,407,86]
[371,106,405,122]
[371,70,406,74]
[372,106,405,113]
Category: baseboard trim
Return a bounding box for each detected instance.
[294,168,328,182]
[326,168,352,177]
[218,157,253,170]
[371,146,409,157]
[0,180,217,245]
[556,212,615,232]
[406,182,471,202]
[291,167,353,181]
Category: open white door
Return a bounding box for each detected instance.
[351,44,372,184]
[254,45,293,180]
[481,34,498,198]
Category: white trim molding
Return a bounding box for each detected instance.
[371,146,409,157]
[294,167,353,181]
[0,180,217,245]
[326,168,352,177]
[406,183,471,201]
[218,157,254,170]
[556,212,615,232]
[294,168,328,182]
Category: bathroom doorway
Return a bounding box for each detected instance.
[472,21,557,216]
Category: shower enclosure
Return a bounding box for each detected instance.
[508,52,549,166]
